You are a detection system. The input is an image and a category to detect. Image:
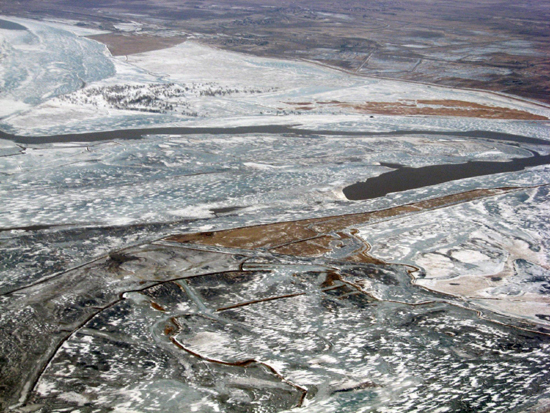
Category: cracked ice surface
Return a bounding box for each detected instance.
[357,187,550,325]
[15,250,550,412]
[2,133,548,231]
[2,130,550,298]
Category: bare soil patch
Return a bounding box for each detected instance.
[88,33,186,56]
[314,100,547,120]
[166,187,515,262]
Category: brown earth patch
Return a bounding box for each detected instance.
[272,235,335,257]
[88,33,186,56]
[324,99,547,120]
[166,187,516,262]
[150,302,167,312]
[168,221,319,250]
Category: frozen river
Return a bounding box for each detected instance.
[2,15,550,413]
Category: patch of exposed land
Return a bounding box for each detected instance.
[166,187,517,263]
[87,33,186,56]
[286,99,548,120]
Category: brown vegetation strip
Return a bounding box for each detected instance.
[271,235,335,257]
[88,33,186,56]
[166,187,516,264]
[304,99,548,120]
[150,302,167,312]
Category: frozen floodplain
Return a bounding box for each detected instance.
[1,15,550,413]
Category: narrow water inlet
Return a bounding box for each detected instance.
[343,153,550,200]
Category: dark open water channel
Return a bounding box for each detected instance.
[344,153,550,200]
[1,124,548,201]
[0,125,547,146]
